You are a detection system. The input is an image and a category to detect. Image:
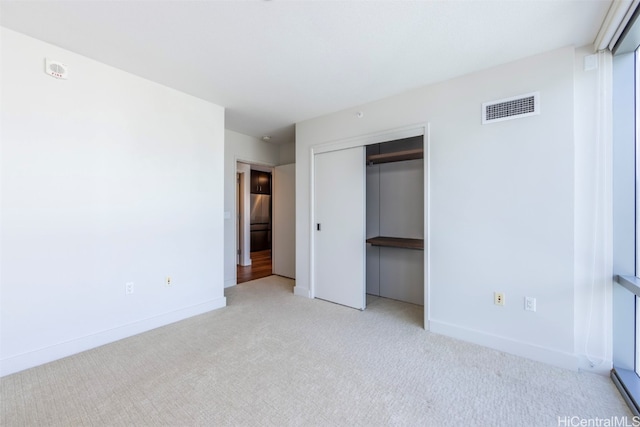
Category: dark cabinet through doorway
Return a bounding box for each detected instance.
[251,170,271,195]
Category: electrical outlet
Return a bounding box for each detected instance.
[525,296,536,312]
[494,292,505,306]
[166,276,172,287]
[126,282,134,295]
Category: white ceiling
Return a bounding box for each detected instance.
[0,0,612,144]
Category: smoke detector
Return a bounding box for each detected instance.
[45,58,68,80]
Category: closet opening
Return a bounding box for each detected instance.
[365,136,425,311]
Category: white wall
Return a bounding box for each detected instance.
[0,28,226,376]
[296,46,609,371]
[366,155,424,305]
[273,163,296,279]
[223,130,279,287]
[279,141,296,165]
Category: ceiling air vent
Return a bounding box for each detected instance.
[482,92,539,124]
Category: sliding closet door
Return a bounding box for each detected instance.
[314,146,366,310]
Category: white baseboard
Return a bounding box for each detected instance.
[224,278,237,288]
[1,296,227,377]
[294,285,311,298]
[430,319,579,371]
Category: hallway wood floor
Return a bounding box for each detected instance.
[237,250,272,284]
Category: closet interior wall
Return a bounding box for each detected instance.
[366,137,424,306]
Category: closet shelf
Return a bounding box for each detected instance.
[366,148,423,165]
[366,236,424,250]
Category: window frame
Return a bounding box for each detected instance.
[611,12,640,416]
[635,47,640,377]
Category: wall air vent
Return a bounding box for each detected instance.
[482,92,540,124]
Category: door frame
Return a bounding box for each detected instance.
[309,123,431,328]
[235,157,275,270]
[237,172,242,265]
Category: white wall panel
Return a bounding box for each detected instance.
[379,247,424,305]
[379,159,424,239]
[296,46,588,370]
[273,163,296,279]
[0,28,226,375]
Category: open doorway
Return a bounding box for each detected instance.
[237,162,273,283]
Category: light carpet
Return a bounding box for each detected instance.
[1,275,633,426]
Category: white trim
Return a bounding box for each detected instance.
[430,319,579,371]
[360,146,367,310]
[424,123,431,331]
[224,278,237,288]
[0,297,227,377]
[311,123,426,155]
[233,155,276,170]
[308,146,316,299]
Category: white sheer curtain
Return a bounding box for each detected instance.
[582,50,614,368]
